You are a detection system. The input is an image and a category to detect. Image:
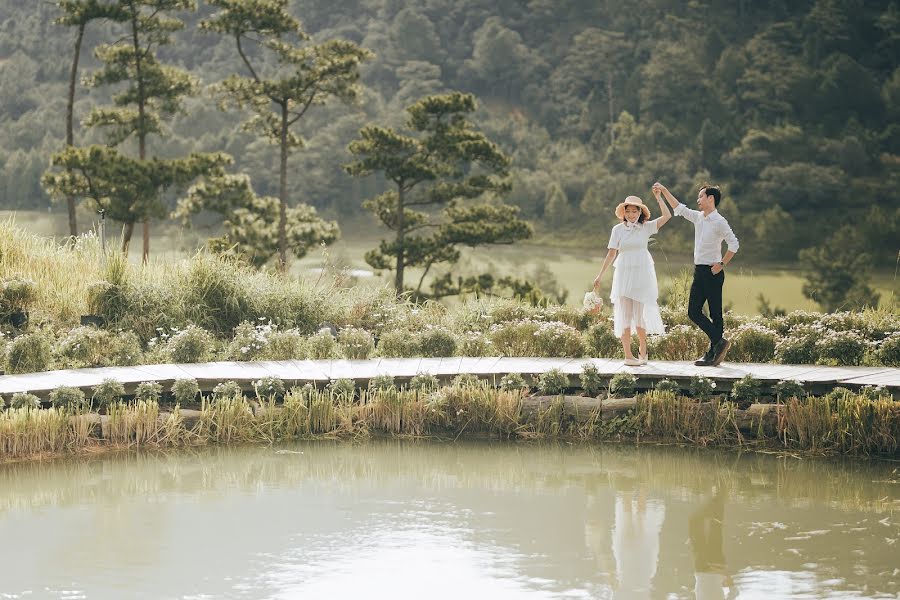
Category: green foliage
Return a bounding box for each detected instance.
[92,378,125,409]
[306,330,339,359]
[9,392,41,410]
[134,381,162,403]
[409,373,440,391]
[498,372,527,391]
[775,379,805,401]
[799,226,881,312]
[347,92,532,296]
[226,321,271,361]
[451,373,480,388]
[167,325,215,364]
[254,376,286,400]
[729,322,778,363]
[579,363,604,397]
[0,277,36,316]
[533,321,585,357]
[49,386,87,411]
[774,326,820,364]
[369,374,396,391]
[609,372,636,398]
[265,329,307,360]
[654,379,682,395]
[536,368,569,395]
[418,327,457,357]
[375,329,419,357]
[815,329,867,366]
[585,321,621,358]
[171,378,200,405]
[5,332,52,374]
[327,378,356,400]
[877,333,900,367]
[212,380,243,401]
[730,375,762,403]
[337,326,375,360]
[689,375,717,400]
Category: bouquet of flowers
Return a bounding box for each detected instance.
[582,290,604,315]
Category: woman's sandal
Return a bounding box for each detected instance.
[639,352,648,365]
[624,357,642,366]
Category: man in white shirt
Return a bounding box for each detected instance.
[653,183,739,366]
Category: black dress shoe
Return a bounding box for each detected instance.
[694,349,714,366]
[711,338,732,366]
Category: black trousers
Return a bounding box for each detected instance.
[688,265,725,348]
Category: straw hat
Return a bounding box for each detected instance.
[614,196,651,220]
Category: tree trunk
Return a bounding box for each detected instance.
[278,103,289,271]
[131,8,150,264]
[142,219,150,262]
[607,74,615,147]
[65,23,85,240]
[122,221,134,254]
[394,184,405,295]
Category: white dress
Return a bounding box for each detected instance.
[608,221,666,337]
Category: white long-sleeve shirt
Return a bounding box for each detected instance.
[673,204,739,265]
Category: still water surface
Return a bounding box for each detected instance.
[0,441,897,599]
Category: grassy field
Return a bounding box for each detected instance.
[6,209,896,316]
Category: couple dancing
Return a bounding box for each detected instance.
[592,183,739,367]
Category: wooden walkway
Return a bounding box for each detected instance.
[0,358,898,400]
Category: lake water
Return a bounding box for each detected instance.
[0,441,897,599]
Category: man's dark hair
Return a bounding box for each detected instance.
[699,185,721,207]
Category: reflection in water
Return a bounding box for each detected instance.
[0,442,897,599]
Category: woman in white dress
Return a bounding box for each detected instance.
[593,191,671,365]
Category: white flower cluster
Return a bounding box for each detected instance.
[582,291,603,311]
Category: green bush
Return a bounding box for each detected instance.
[227,321,271,361]
[585,321,621,357]
[536,368,569,395]
[92,378,125,409]
[108,331,142,366]
[774,326,820,364]
[54,326,108,368]
[5,332,52,374]
[489,320,541,356]
[254,376,286,399]
[858,385,890,401]
[49,386,87,410]
[815,329,867,366]
[774,379,805,401]
[537,304,590,330]
[167,325,215,364]
[579,363,604,397]
[451,373,480,388]
[338,327,375,359]
[376,329,419,357]
[9,392,41,410]
[877,332,900,366]
[772,310,820,335]
[212,380,243,401]
[87,280,128,324]
[171,378,200,405]
[647,324,708,361]
[654,379,681,395]
[134,381,163,403]
[307,330,340,359]
[499,372,527,391]
[730,375,761,403]
[418,327,457,357]
[0,277,37,316]
[265,329,307,360]
[459,331,494,356]
[369,374,396,391]
[327,378,356,399]
[409,373,440,391]
[181,254,254,335]
[729,322,777,362]
[609,372,637,398]
[533,322,585,357]
[689,375,717,400]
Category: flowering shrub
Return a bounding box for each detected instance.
[815,329,866,365]
[499,372,527,391]
[876,332,900,366]
[459,331,493,356]
[171,378,200,405]
[771,310,820,336]
[689,375,716,400]
[730,375,761,403]
[541,304,590,329]
[212,380,243,400]
[858,385,890,401]
[166,325,215,364]
[451,373,480,388]
[774,379,805,401]
[579,363,604,397]
[226,321,272,361]
[265,329,307,360]
[409,373,440,391]
[306,330,339,359]
[648,324,708,361]
[338,327,375,360]
[54,326,108,368]
[585,321,621,358]
[254,376,286,399]
[728,322,777,363]
[92,378,125,409]
[418,326,457,357]
[376,329,419,358]
[327,378,356,399]
[774,326,820,364]
[5,331,52,374]
[9,392,41,410]
[654,379,681,395]
[609,372,637,398]
[49,386,87,410]
[533,321,585,358]
[489,319,540,356]
[135,381,162,403]
[369,374,396,391]
[536,368,569,395]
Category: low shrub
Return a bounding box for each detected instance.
[774,326,819,364]
[730,375,761,403]
[451,373,480,388]
[265,329,307,360]
[338,327,375,359]
[858,385,890,401]
[5,332,52,374]
[254,376,286,399]
[536,368,569,395]
[92,378,125,409]
[647,325,708,361]
[774,379,805,401]
[409,373,440,391]
[167,325,215,364]
[876,332,900,366]
[226,321,271,361]
[49,386,87,410]
[369,374,395,391]
[458,331,493,357]
[9,392,41,410]
[585,320,621,357]
[728,322,777,363]
[327,378,356,399]
[418,327,457,357]
[171,379,200,405]
[212,380,243,400]
[54,326,108,368]
[689,375,717,400]
[307,330,340,359]
[0,277,37,317]
[489,320,539,356]
[609,372,636,398]
[134,381,163,403]
[498,372,527,391]
[579,363,604,397]
[815,329,867,366]
[654,379,681,395]
[533,321,585,358]
[376,329,419,358]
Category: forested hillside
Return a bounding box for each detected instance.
[0,0,898,266]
